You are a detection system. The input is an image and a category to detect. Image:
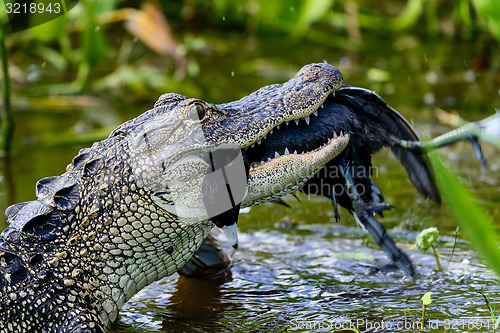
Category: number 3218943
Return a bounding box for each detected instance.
[5,2,61,14]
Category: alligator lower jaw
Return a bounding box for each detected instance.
[248,132,349,173]
[242,132,349,206]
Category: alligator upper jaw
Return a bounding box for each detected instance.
[208,63,343,151]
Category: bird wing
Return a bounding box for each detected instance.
[337,85,441,204]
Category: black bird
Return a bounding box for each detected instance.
[298,84,441,277]
[242,84,440,278]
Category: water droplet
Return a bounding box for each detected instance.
[26,64,40,83]
[463,70,476,83]
[423,92,435,105]
[425,71,438,84]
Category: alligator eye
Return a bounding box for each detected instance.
[188,103,207,121]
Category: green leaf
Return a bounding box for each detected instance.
[296,0,333,33]
[80,0,110,66]
[416,227,439,251]
[422,292,433,306]
[471,0,500,41]
[0,1,7,27]
[429,152,500,277]
[393,0,424,29]
[28,13,66,42]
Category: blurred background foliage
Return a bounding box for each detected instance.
[2,0,499,103]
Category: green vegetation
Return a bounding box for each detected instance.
[480,291,500,332]
[429,152,500,277]
[2,0,499,91]
[420,292,433,331]
[195,0,500,42]
[403,292,434,332]
[0,26,12,155]
[416,227,442,271]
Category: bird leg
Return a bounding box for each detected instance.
[398,112,500,166]
[338,158,416,278]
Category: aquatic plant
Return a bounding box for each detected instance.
[416,227,442,271]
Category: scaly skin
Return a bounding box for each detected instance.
[0,63,347,332]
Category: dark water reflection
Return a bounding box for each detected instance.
[1,30,499,332]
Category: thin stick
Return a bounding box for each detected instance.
[445,227,459,270]
[0,27,13,155]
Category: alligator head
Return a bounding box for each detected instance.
[0,63,350,332]
[112,63,349,247]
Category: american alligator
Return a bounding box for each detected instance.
[0,63,439,332]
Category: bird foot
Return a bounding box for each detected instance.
[365,203,393,216]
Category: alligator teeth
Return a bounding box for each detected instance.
[274,151,280,158]
[328,138,331,144]
[251,144,255,148]
[277,125,280,130]
[340,131,344,136]
[270,129,273,134]
[284,147,290,155]
[263,135,267,140]
[304,116,310,125]
[286,121,289,126]
[320,103,324,108]
[260,160,265,164]
[257,140,262,145]
[313,110,318,116]
[332,92,336,97]
[267,157,272,162]
[295,119,299,126]
[293,150,298,155]
[333,132,338,139]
